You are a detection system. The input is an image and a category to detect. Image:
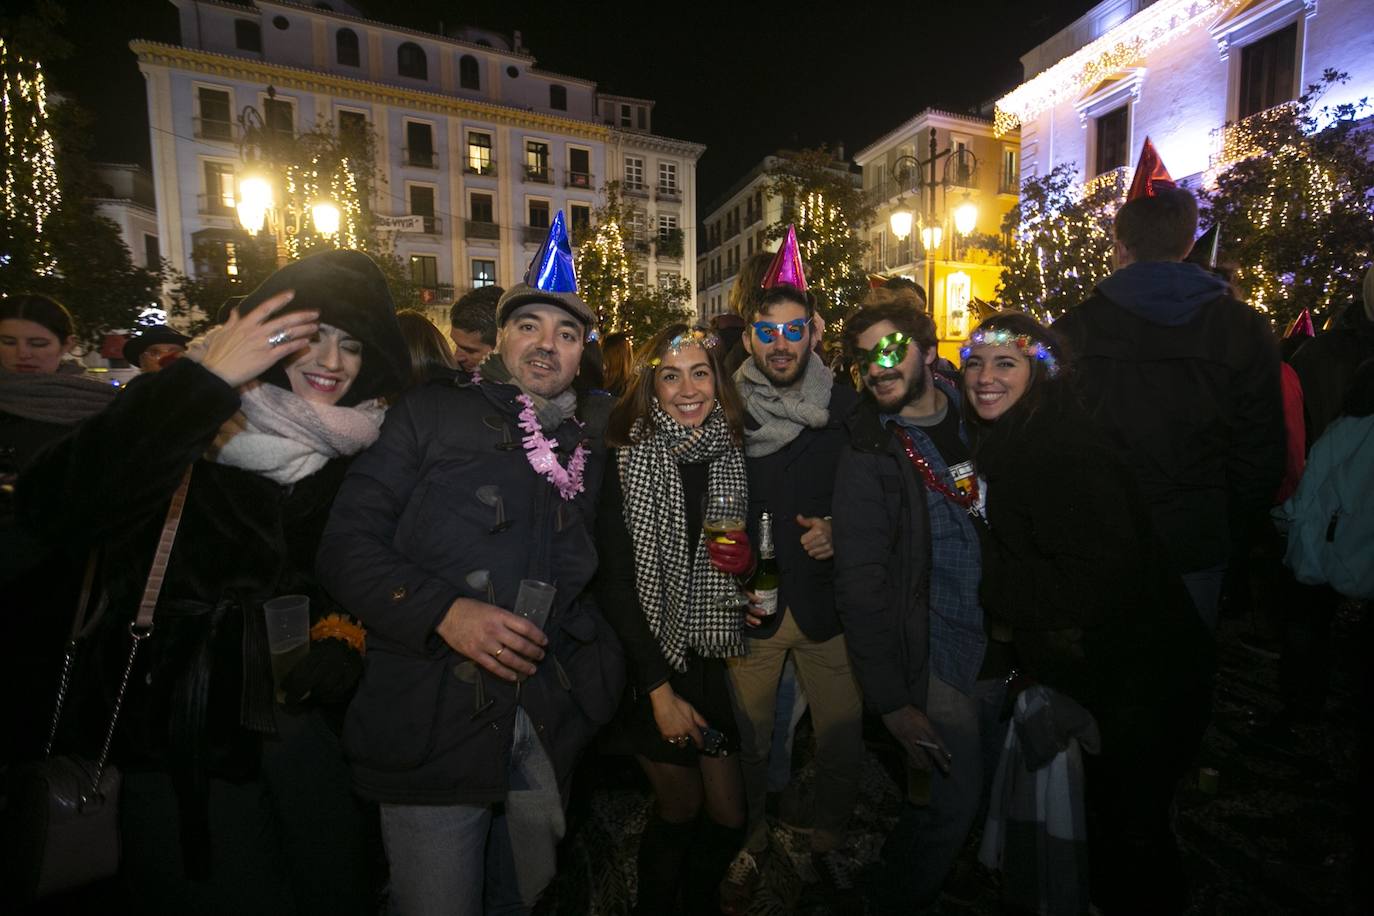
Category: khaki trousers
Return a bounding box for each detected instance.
[725,609,863,853]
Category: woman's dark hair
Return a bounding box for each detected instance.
[395,309,455,388]
[602,331,633,396]
[606,322,745,448]
[962,310,1072,435]
[0,294,74,342]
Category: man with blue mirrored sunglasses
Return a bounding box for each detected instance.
[750,318,810,345]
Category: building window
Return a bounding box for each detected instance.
[338,110,367,154]
[1000,147,1019,194]
[459,55,480,90]
[409,185,437,233]
[528,198,551,229]
[336,28,359,66]
[1093,105,1129,177]
[549,85,567,111]
[570,203,591,236]
[619,103,632,128]
[397,42,427,80]
[467,131,493,174]
[202,161,236,214]
[525,140,550,182]
[405,121,435,168]
[658,214,679,239]
[658,269,679,287]
[1238,23,1297,118]
[470,192,494,223]
[472,259,496,288]
[624,156,644,190]
[196,87,232,141]
[143,234,160,269]
[263,96,294,139]
[200,239,240,278]
[234,20,262,53]
[567,147,591,188]
[658,161,678,193]
[410,254,438,288]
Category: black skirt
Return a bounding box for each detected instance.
[623,653,741,766]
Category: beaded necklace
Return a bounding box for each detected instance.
[891,424,981,509]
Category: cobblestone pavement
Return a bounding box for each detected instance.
[542,603,1366,915]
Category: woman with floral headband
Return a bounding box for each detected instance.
[961,311,1213,915]
[595,322,752,915]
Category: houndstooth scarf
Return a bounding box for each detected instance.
[619,402,749,672]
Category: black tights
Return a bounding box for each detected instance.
[634,755,746,915]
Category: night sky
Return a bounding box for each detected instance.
[21,0,1097,205]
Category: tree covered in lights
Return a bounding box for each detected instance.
[1203,71,1374,328]
[991,163,1117,320]
[764,147,873,327]
[574,181,692,341]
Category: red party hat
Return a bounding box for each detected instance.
[760,224,807,292]
[1126,137,1176,202]
[868,273,889,289]
[1284,308,1315,340]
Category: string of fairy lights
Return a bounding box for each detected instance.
[575,216,632,329]
[1,36,61,276]
[280,155,363,258]
[994,0,1244,136]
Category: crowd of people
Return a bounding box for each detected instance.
[0,180,1369,916]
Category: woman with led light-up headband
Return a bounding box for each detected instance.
[961,311,1213,914]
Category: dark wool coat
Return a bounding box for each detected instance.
[1054,288,1285,574]
[832,395,934,716]
[14,359,355,774]
[973,393,1215,751]
[743,382,858,643]
[316,376,624,805]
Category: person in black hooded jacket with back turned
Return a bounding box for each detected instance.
[1054,187,1284,633]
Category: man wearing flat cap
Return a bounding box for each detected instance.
[319,212,623,914]
[123,324,190,373]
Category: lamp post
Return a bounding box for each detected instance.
[885,128,979,323]
[234,87,341,268]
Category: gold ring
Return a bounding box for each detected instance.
[494,646,504,658]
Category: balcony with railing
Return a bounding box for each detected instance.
[524,165,553,184]
[1083,165,1129,202]
[655,185,681,203]
[623,181,649,198]
[194,117,236,143]
[1209,101,1300,170]
[656,228,684,260]
[999,166,1021,196]
[404,148,438,169]
[417,284,456,305]
[415,216,442,235]
[465,160,496,177]
[565,170,593,190]
[464,219,500,240]
[197,193,237,216]
[523,224,551,244]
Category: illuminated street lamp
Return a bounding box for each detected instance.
[311,200,341,237]
[920,222,944,252]
[953,196,979,236]
[889,200,914,241]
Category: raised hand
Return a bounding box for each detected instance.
[200,291,320,388]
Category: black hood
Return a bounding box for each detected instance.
[237,250,408,406]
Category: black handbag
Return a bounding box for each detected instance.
[4,468,192,903]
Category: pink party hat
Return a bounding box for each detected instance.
[760,224,807,292]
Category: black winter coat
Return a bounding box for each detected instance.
[1054,289,1285,574]
[316,377,624,805]
[15,359,353,774]
[1289,307,1374,446]
[743,383,857,642]
[974,394,1214,749]
[832,395,933,715]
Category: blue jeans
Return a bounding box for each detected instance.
[380,709,564,916]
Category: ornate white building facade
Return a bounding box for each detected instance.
[137,0,703,307]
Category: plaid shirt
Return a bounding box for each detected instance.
[882,378,987,694]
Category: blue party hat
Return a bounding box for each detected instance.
[525,210,579,293]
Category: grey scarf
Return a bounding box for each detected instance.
[734,355,834,457]
[0,368,118,426]
[476,352,577,429]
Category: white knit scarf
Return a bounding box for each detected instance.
[206,382,385,484]
[619,402,749,671]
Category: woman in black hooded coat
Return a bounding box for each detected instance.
[961,312,1214,916]
[16,250,409,915]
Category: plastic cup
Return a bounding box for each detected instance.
[263,595,310,692]
[514,579,557,630]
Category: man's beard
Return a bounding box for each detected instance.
[754,347,810,387]
[867,366,927,412]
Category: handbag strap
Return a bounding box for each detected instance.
[44,465,195,802]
